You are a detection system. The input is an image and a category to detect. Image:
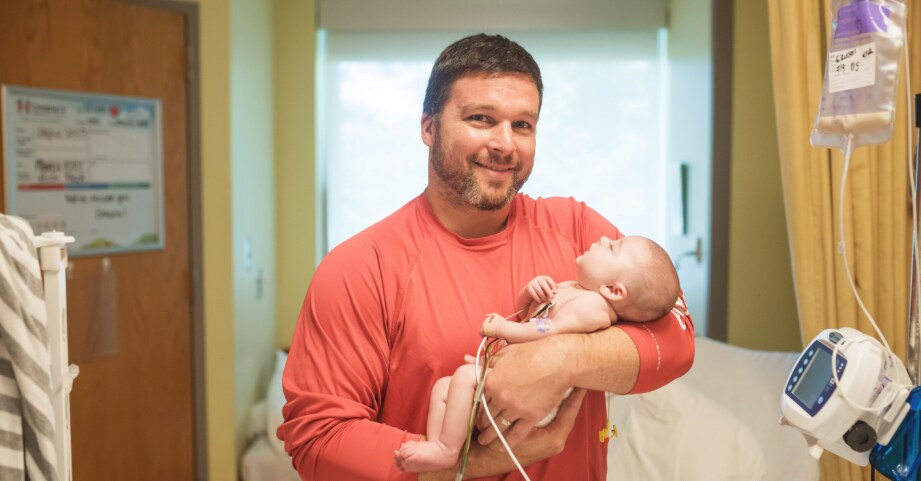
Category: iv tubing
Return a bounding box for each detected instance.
[831,138,903,412]
[837,137,892,352]
[459,336,531,481]
[828,34,917,411]
[832,13,916,358]
[832,54,918,410]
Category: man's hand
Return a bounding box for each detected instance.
[476,335,575,447]
[484,387,585,454]
[419,388,586,481]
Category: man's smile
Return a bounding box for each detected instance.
[472,159,516,173]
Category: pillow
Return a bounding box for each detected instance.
[266,350,288,455]
[607,380,766,481]
[680,337,819,481]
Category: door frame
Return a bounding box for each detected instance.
[708,0,733,342]
[115,1,205,479]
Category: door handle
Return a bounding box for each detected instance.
[674,236,703,269]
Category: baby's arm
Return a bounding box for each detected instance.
[542,301,613,334]
[482,293,614,343]
[516,276,557,321]
[481,312,552,343]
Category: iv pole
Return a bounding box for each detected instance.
[908,92,921,384]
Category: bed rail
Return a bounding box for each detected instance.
[34,231,78,481]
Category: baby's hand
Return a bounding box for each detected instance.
[480,313,504,337]
[525,276,557,304]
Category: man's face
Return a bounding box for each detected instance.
[422,73,540,211]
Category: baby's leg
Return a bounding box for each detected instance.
[426,376,452,440]
[396,364,479,472]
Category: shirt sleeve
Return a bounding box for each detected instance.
[276,244,421,480]
[619,293,695,393]
[576,200,696,394]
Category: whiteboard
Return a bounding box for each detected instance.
[2,85,165,256]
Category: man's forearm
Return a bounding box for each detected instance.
[560,326,640,394]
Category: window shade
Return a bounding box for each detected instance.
[318,0,667,31]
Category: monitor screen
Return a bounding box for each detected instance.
[792,347,833,409]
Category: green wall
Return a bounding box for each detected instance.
[727,0,801,351]
[274,0,317,349]
[190,0,236,479]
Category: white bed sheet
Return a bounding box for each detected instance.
[241,436,299,481]
[607,336,820,481]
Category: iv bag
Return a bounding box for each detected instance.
[811,0,907,150]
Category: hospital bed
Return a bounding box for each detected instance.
[242,337,819,480]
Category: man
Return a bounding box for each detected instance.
[278,33,695,480]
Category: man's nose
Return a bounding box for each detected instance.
[488,122,516,155]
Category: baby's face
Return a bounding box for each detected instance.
[576,236,646,290]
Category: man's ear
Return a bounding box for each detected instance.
[599,283,627,303]
[421,113,435,147]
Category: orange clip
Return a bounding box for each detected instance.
[598,419,618,443]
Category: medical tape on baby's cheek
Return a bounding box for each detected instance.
[533,317,552,333]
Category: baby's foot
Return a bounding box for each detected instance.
[395,440,458,472]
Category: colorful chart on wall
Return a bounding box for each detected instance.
[2,85,165,256]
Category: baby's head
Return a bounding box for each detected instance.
[576,235,679,322]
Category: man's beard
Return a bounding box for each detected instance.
[430,128,527,211]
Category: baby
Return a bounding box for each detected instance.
[393,235,680,473]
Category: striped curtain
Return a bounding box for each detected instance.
[0,215,58,481]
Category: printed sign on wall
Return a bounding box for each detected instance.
[2,85,165,256]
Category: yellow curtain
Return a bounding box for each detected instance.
[767,0,920,480]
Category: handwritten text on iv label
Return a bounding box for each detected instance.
[828,42,876,94]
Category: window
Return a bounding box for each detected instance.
[319,30,667,253]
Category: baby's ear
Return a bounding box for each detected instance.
[599,283,627,302]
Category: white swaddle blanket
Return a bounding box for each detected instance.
[0,215,58,481]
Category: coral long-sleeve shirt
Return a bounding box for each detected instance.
[278,194,695,480]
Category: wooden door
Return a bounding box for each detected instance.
[0,1,196,480]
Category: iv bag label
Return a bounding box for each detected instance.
[828,42,876,94]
